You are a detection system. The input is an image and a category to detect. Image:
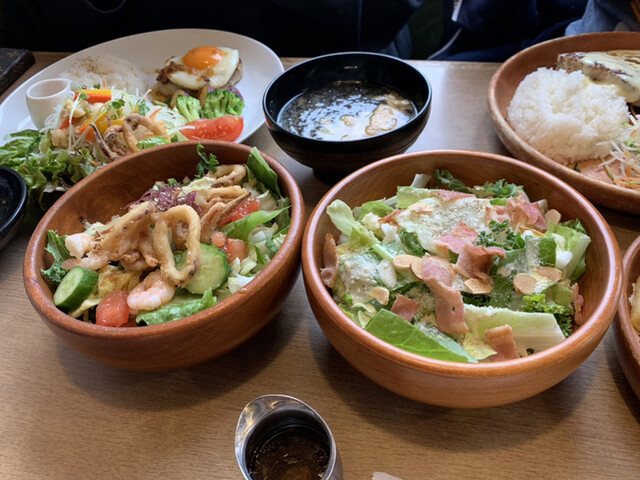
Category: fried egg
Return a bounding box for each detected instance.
[164,46,240,90]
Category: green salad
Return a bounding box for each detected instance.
[0,86,245,208]
[42,146,290,328]
[320,170,589,363]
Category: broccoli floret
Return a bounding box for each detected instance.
[202,90,245,118]
[522,293,574,338]
[175,95,202,122]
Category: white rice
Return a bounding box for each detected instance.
[507,67,630,165]
[62,54,150,93]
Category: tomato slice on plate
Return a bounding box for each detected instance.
[96,290,131,327]
[181,115,244,142]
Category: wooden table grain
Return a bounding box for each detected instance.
[0,53,638,480]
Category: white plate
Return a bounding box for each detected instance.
[0,28,284,143]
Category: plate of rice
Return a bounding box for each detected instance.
[488,31,640,214]
[0,28,284,144]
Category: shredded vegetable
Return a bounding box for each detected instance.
[603,114,640,189]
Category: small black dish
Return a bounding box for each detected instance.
[263,52,432,183]
[0,166,28,250]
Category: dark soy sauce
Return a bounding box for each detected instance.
[248,423,330,480]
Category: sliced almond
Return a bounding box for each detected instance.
[369,286,390,305]
[464,277,493,295]
[408,202,433,214]
[410,258,424,280]
[536,266,563,283]
[544,209,562,225]
[393,254,421,270]
[513,273,537,295]
[526,228,544,237]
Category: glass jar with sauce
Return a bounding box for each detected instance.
[236,395,343,480]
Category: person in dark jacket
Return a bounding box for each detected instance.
[0,0,423,58]
[429,0,588,61]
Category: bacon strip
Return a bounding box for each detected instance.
[432,189,475,202]
[506,192,547,231]
[454,243,506,280]
[320,233,339,288]
[390,294,420,322]
[434,221,478,256]
[571,283,584,326]
[485,204,510,224]
[485,325,520,362]
[378,209,401,225]
[421,255,468,334]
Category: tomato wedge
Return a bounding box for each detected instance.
[219,198,261,226]
[181,115,244,142]
[224,238,249,263]
[96,290,131,327]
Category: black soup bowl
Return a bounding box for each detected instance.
[263,52,432,182]
[0,166,28,250]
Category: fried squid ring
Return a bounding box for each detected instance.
[152,205,202,286]
[119,251,150,273]
[102,124,130,159]
[99,201,156,261]
[201,185,247,214]
[208,164,246,187]
[90,123,119,163]
[122,113,170,153]
[200,190,250,243]
[138,225,159,268]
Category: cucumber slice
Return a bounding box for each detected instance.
[176,244,230,294]
[53,266,99,312]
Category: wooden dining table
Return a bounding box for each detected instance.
[1,52,639,480]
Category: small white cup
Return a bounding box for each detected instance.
[25,78,72,129]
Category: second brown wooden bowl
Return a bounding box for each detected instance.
[23,141,305,372]
[613,235,640,400]
[302,149,621,408]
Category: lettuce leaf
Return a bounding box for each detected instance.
[396,186,433,209]
[137,135,170,150]
[222,206,289,241]
[0,130,98,207]
[357,200,394,220]
[247,147,281,197]
[364,309,477,363]
[464,304,565,356]
[546,220,590,282]
[326,200,378,249]
[136,289,216,325]
[41,230,71,284]
[522,293,574,337]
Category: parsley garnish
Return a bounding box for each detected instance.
[196,144,219,178]
[477,220,524,250]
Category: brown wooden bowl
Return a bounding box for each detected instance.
[613,235,640,399]
[488,31,640,214]
[23,141,305,372]
[302,150,622,408]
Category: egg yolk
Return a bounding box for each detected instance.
[183,46,223,70]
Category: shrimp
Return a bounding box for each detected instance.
[126,271,175,312]
[61,251,109,271]
[65,232,95,259]
[61,232,109,271]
